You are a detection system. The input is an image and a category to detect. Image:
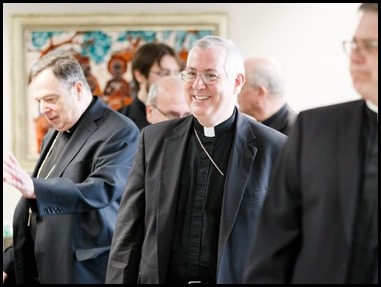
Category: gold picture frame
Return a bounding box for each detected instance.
[11,13,228,171]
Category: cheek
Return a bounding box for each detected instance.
[372,63,378,79]
[184,86,193,101]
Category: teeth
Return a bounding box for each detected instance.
[194,95,209,100]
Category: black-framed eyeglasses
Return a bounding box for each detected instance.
[150,69,180,77]
[180,69,222,85]
[342,39,378,55]
[152,104,190,120]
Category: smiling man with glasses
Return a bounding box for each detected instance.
[106,35,287,284]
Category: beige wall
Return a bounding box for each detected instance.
[3,3,360,222]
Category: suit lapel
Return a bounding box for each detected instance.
[218,114,257,259]
[49,98,102,178]
[157,118,193,282]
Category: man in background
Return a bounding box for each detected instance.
[243,3,378,284]
[3,49,140,284]
[238,57,297,135]
[145,75,190,124]
[118,42,181,130]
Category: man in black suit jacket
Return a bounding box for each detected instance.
[106,36,287,284]
[3,49,140,283]
[243,3,378,284]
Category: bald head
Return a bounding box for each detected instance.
[244,57,286,98]
[146,75,190,124]
[238,57,287,122]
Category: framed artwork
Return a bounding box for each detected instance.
[11,13,228,171]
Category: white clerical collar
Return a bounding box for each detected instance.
[366,100,378,122]
[366,100,378,114]
[204,127,215,137]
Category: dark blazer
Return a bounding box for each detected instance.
[106,111,287,284]
[243,100,368,284]
[9,97,140,284]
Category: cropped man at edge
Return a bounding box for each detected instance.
[243,3,378,284]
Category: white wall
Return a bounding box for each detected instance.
[3,3,360,222]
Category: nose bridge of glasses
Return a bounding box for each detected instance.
[194,73,208,85]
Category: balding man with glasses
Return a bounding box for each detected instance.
[145,75,190,124]
[106,35,287,284]
[243,3,378,284]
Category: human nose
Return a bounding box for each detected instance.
[349,45,367,64]
[39,101,50,114]
[192,74,207,88]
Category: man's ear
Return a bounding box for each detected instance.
[234,73,245,95]
[73,81,84,100]
[145,104,154,124]
[133,70,146,85]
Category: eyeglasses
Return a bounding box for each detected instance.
[152,104,190,120]
[342,39,378,55]
[150,69,179,77]
[180,70,222,85]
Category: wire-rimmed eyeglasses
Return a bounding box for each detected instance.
[150,69,180,77]
[342,39,378,55]
[152,104,190,120]
[180,70,222,85]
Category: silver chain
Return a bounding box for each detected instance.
[193,128,225,176]
[37,132,61,179]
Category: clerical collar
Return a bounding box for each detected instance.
[366,100,378,122]
[365,101,378,124]
[193,108,236,137]
[66,96,97,134]
[65,119,79,135]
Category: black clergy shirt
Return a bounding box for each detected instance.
[168,109,237,284]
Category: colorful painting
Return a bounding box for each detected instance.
[11,13,228,171]
[28,29,213,151]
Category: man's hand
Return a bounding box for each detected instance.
[3,154,35,199]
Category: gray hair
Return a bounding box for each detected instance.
[146,75,184,105]
[191,35,245,77]
[28,48,91,92]
[146,82,159,105]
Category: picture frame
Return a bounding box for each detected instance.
[11,13,228,171]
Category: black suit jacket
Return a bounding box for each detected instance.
[243,100,368,284]
[118,97,149,130]
[106,111,287,284]
[9,97,140,284]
